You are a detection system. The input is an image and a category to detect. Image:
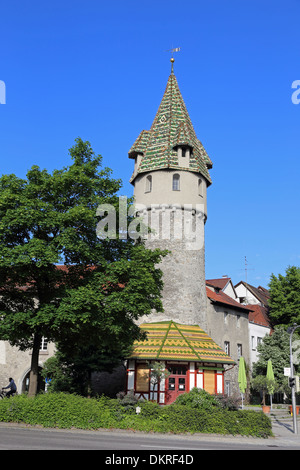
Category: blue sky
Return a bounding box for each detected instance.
[0,0,299,288]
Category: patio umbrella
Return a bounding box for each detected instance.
[238,356,247,409]
[266,359,275,410]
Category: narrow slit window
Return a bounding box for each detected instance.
[145,175,152,193]
[198,178,203,197]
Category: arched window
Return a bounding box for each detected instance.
[172,174,180,191]
[145,175,152,193]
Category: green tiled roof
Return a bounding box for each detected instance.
[129,72,213,184]
[129,321,235,364]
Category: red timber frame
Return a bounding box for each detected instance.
[126,360,225,405]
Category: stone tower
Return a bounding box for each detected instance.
[128,59,212,330]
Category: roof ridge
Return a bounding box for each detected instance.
[156,319,173,358]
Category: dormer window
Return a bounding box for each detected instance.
[177,146,191,168]
[134,153,143,176]
[172,174,180,191]
[145,175,152,193]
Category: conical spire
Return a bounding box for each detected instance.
[129,68,212,184]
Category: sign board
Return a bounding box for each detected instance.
[296,376,300,393]
[284,368,291,377]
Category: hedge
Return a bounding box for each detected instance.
[0,393,272,438]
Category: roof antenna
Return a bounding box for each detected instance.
[244,256,254,304]
[166,47,181,73]
[245,256,249,304]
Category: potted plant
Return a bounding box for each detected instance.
[251,375,276,413]
[289,404,300,415]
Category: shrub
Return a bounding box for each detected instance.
[214,394,241,411]
[0,392,272,437]
[159,405,271,437]
[116,391,139,413]
[139,400,161,418]
[174,387,221,410]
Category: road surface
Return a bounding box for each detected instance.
[0,424,298,451]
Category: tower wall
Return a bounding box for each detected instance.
[135,203,207,330]
[133,169,207,217]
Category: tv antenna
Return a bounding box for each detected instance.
[244,256,254,304]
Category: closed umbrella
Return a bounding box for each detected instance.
[238,356,247,409]
[266,359,275,410]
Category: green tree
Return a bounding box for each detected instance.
[0,138,165,396]
[252,326,291,390]
[268,266,300,326]
[251,376,277,406]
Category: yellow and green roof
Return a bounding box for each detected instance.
[128,71,212,185]
[129,321,235,364]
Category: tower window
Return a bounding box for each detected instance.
[177,147,190,168]
[198,178,204,197]
[145,175,152,193]
[172,174,180,191]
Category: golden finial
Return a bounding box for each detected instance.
[170,57,175,73]
[166,47,180,74]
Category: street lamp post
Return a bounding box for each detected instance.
[287,323,300,434]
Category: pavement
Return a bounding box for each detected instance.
[246,406,300,448]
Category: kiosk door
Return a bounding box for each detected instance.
[166,364,188,404]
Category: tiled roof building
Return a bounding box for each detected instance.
[129,321,235,364]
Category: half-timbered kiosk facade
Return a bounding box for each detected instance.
[126,321,235,404]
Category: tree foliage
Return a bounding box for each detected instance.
[0,138,165,396]
[268,266,300,326]
[252,326,296,392]
[251,376,277,405]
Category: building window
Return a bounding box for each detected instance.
[224,311,228,325]
[257,337,263,346]
[237,344,242,359]
[145,175,152,193]
[236,315,240,327]
[251,336,255,350]
[40,337,48,351]
[172,174,180,191]
[136,363,150,392]
[225,381,231,396]
[224,341,230,355]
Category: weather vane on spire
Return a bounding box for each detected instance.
[166,47,181,73]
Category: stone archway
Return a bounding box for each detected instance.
[21,366,45,393]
